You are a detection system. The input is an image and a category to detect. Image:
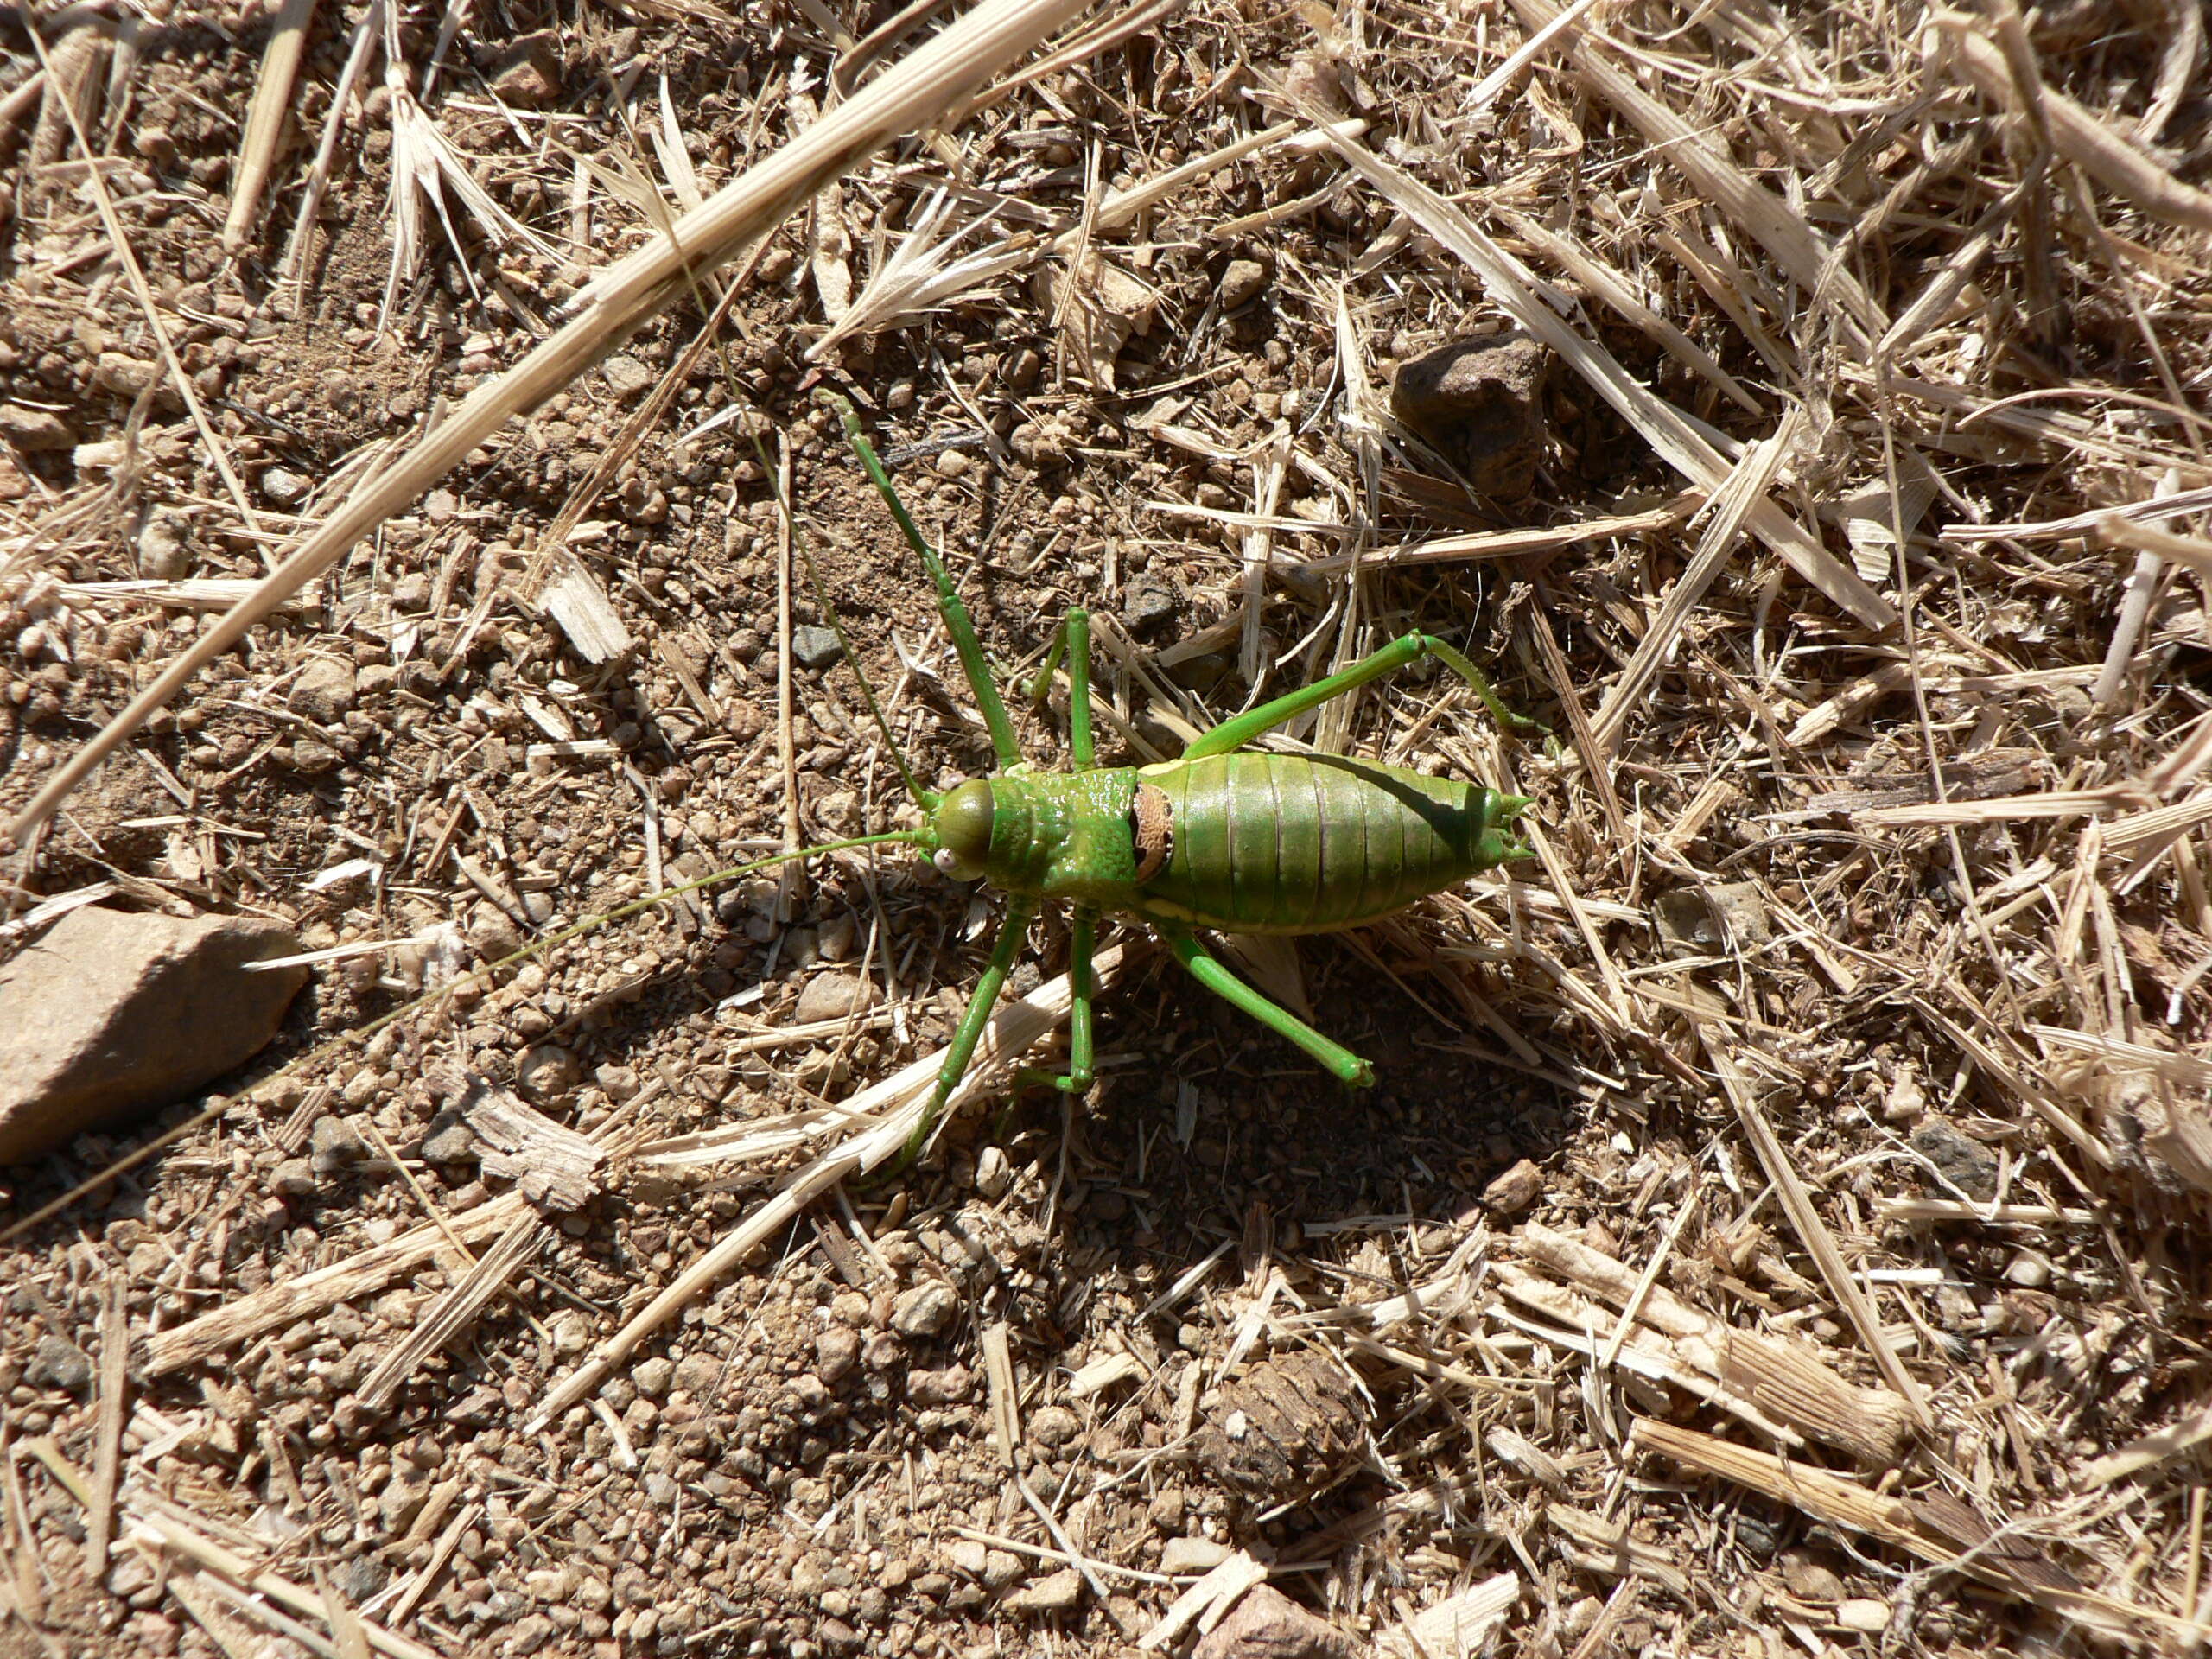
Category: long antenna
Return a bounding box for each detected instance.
[825,393,1021,772]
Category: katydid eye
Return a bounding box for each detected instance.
[929,779,994,881]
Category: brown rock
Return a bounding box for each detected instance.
[0,907,308,1164]
[1194,1586,1361,1659]
[0,404,75,452]
[794,969,878,1026]
[1390,333,1552,499]
[1481,1157,1543,1216]
[486,31,563,104]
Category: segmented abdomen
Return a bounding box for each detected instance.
[1140,753,1509,933]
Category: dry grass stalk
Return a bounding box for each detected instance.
[1376,1573,1520,1657]
[221,0,318,254]
[143,1193,531,1376]
[129,1510,442,1659]
[1632,1420,2195,1644]
[1699,1025,1932,1425]
[1515,1223,1914,1463]
[1287,85,1897,632]
[353,1212,549,1412]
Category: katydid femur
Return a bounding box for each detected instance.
[817,397,1535,1166]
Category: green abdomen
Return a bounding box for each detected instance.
[1138,753,1520,933]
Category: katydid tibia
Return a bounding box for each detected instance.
[813,396,1537,1168]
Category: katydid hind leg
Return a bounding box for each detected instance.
[1182,630,1542,760]
[1159,923,1376,1089]
[1010,905,1098,1098]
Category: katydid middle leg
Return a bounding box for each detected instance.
[1018,607,1101,1096]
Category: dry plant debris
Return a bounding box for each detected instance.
[2,0,2211,1655]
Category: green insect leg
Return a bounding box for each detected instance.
[1160,923,1376,1089]
[889,893,1041,1174]
[829,393,1021,770]
[1182,630,1542,760]
[1014,905,1097,1096]
[1027,607,1094,769]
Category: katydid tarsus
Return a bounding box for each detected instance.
[811,396,1538,1167]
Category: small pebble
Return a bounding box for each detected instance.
[791,626,843,671]
[0,404,75,452]
[419,1114,476,1162]
[260,467,310,506]
[906,1363,973,1405]
[26,1334,92,1394]
[270,1157,320,1198]
[632,1357,673,1398]
[288,736,342,772]
[794,969,876,1025]
[890,1281,960,1339]
[289,657,358,722]
[1001,1567,1083,1616]
[308,1114,367,1175]
[974,1145,1014,1199]
[815,1327,861,1385]
[515,1044,582,1099]
[1027,1404,1080,1448]
[1122,575,1179,635]
[1481,1157,1543,1216]
[1217,257,1269,311]
[601,355,656,397]
[672,1351,722,1395]
[1160,1538,1231,1574]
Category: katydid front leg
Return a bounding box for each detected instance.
[888,893,1042,1175]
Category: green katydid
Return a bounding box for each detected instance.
[0,397,1542,1248]
[811,396,1538,1167]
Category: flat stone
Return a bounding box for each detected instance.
[1001,1567,1082,1616]
[0,907,307,1165]
[289,657,359,722]
[1122,575,1179,635]
[1481,1157,1543,1217]
[1390,332,1552,500]
[1160,1538,1233,1574]
[890,1281,960,1339]
[794,969,877,1026]
[137,507,194,578]
[0,404,75,452]
[1192,1586,1358,1659]
[791,625,843,671]
[601,355,656,398]
[1911,1118,1999,1201]
[26,1334,93,1394]
[259,466,310,506]
[1218,257,1271,311]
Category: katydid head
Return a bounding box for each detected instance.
[923,779,995,882]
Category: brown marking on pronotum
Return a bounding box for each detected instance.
[1132,781,1173,883]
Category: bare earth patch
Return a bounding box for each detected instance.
[3,0,2211,1655]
